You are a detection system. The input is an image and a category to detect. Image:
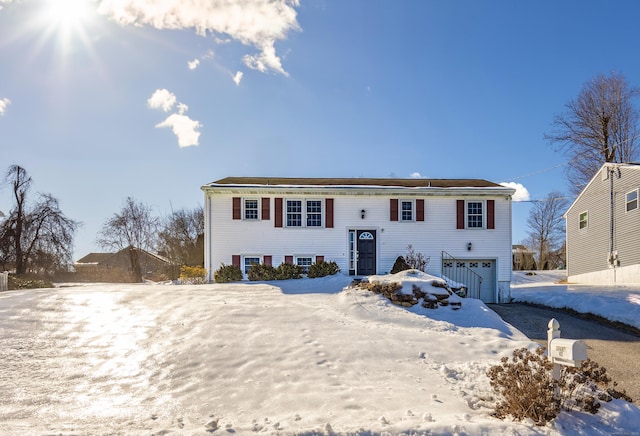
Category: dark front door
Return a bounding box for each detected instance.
[357,230,376,275]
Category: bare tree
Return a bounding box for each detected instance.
[97,197,159,282]
[526,191,569,270]
[158,206,204,271]
[0,165,79,275]
[545,72,640,194]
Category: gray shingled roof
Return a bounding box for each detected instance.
[210,177,502,189]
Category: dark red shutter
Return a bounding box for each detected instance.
[416,199,425,222]
[390,199,398,221]
[285,255,293,265]
[325,198,334,228]
[316,255,324,263]
[232,197,241,220]
[274,198,283,228]
[487,200,495,230]
[264,255,272,266]
[262,198,270,221]
[456,200,465,229]
[232,255,241,268]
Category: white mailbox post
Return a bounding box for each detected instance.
[547,318,588,380]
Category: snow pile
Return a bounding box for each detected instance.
[511,270,640,330]
[364,270,464,309]
[0,275,638,434]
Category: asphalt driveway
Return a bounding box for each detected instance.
[488,303,640,403]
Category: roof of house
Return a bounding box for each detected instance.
[75,248,170,265]
[75,253,113,264]
[564,162,640,217]
[207,177,504,189]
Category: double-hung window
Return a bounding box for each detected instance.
[467,201,483,228]
[579,211,588,230]
[401,200,413,222]
[286,200,303,227]
[244,199,259,220]
[286,199,323,228]
[626,190,638,212]
[307,200,322,227]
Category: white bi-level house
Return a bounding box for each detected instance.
[202,177,515,303]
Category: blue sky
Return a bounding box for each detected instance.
[1,0,640,259]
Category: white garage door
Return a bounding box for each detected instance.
[442,259,496,303]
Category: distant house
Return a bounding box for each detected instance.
[512,244,536,270]
[74,247,170,282]
[202,177,516,303]
[564,162,640,284]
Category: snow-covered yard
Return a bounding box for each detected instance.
[511,270,640,331]
[0,271,638,435]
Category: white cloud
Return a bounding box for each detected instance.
[0,98,10,116]
[147,89,176,112]
[187,58,200,70]
[0,0,11,11]
[233,71,243,86]
[500,182,531,202]
[147,89,201,147]
[98,0,301,76]
[410,172,425,178]
[156,113,202,148]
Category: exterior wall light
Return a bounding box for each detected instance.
[467,242,472,251]
[361,209,366,219]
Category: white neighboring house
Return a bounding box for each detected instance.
[201,177,516,303]
[564,162,640,284]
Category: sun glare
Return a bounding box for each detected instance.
[42,0,93,30]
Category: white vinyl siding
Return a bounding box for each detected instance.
[205,192,512,290]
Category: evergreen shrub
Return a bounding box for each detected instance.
[307,260,340,278]
[248,263,278,281]
[214,263,243,283]
[276,263,303,280]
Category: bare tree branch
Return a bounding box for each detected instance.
[545,72,640,195]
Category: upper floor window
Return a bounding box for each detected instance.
[579,211,588,230]
[286,199,323,227]
[286,200,303,227]
[626,190,638,212]
[306,200,322,227]
[401,200,413,222]
[467,201,483,228]
[244,199,259,220]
